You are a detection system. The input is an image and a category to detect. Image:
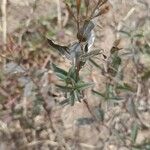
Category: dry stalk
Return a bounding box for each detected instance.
[57,0,62,29]
[1,0,7,50]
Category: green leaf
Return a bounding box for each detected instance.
[76,82,94,90]
[52,63,69,80]
[108,96,123,101]
[116,83,134,92]
[89,58,103,70]
[92,90,105,98]
[131,122,138,144]
[108,52,122,77]
[132,142,150,149]
[111,53,122,70]
[118,30,131,37]
[52,63,67,76]
[74,90,81,102]
[80,50,100,61]
[56,84,73,91]
[55,73,68,80]
[70,91,75,106]
[133,33,144,38]
[68,66,78,81]
[92,88,122,101]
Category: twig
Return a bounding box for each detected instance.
[23,139,103,149]
[117,7,135,39]
[83,99,101,132]
[1,0,7,50]
[65,2,78,23]
[57,0,62,29]
[90,0,107,19]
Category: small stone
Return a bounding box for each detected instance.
[108,145,118,150]
[34,115,45,127]
[39,130,48,140]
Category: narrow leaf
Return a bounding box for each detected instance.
[89,58,103,70]
[92,90,105,98]
[55,73,67,80]
[59,99,70,106]
[118,30,131,37]
[70,91,75,106]
[74,90,81,102]
[76,82,94,90]
[68,66,78,81]
[80,50,101,61]
[47,39,70,58]
[131,122,138,144]
[56,84,72,92]
[52,64,67,77]
[116,83,134,92]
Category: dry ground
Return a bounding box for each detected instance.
[0,0,150,150]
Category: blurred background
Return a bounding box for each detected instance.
[0,0,150,149]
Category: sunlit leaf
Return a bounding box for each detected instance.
[76,82,94,90]
[131,122,138,144]
[52,63,68,80]
[74,90,81,102]
[68,66,78,81]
